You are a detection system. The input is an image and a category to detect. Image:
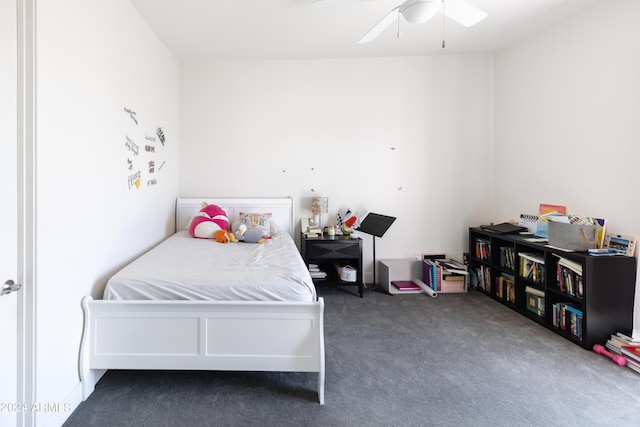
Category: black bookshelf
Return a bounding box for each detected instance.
[469,227,637,350]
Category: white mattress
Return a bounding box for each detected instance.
[103,231,316,302]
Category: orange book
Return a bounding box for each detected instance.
[536,203,566,238]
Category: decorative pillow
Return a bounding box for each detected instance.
[189,203,229,238]
[238,212,272,238]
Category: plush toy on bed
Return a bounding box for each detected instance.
[233,223,265,244]
[188,202,230,239]
[215,229,238,244]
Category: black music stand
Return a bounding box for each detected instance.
[355,213,396,291]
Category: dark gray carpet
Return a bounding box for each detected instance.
[64,288,640,427]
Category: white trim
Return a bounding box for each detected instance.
[16,0,36,425]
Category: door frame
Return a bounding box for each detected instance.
[16,0,36,425]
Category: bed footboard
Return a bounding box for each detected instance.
[80,296,325,404]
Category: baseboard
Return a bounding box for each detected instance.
[36,369,107,427]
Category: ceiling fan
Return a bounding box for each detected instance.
[312,0,488,44]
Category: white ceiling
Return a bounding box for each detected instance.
[129,0,595,61]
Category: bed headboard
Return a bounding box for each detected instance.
[176,197,294,237]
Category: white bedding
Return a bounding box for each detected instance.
[103,231,316,302]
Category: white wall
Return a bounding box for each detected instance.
[493,0,640,332]
[35,1,179,425]
[180,56,494,277]
[32,0,640,423]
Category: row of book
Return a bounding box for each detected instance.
[519,252,545,284]
[555,256,583,299]
[496,273,515,303]
[474,265,491,293]
[552,302,582,340]
[422,259,468,293]
[605,332,640,374]
[499,246,516,270]
[474,238,491,261]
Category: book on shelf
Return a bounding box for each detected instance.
[422,259,441,291]
[525,286,545,316]
[474,264,491,293]
[499,246,516,270]
[525,286,544,298]
[555,255,582,275]
[555,256,583,298]
[422,258,468,292]
[536,203,567,238]
[433,261,442,292]
[308,263,326,279]
[301,218,322,236]
[392,280,421,291]
[496,273,515,303]
[436,259,468,275]
[519,252,545,284]
[587,248,619,256]
[474,238,491,261]
[309,271,327,279]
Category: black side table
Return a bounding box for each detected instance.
[300,234,364,297]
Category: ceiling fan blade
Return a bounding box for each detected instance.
[359,8,400,44]
[441,0,487,27]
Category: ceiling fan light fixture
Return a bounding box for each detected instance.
[400,1,439,24]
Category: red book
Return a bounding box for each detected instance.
[392,281,420,291]
[621,346,640,363]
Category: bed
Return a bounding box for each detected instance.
[80,197,325,404]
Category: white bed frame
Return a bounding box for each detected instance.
[80,197,325,404]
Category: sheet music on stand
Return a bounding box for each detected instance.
[355,213,396,291]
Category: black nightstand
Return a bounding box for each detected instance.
[300,234,364,297]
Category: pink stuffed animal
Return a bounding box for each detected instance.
[188,202,229,238]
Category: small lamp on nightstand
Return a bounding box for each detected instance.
[311,197,328,229]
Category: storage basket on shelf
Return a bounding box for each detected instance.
[548,220,597,251]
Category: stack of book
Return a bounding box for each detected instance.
[308,263,326,279]
[607,332,640,374]
[301,218,322,237]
